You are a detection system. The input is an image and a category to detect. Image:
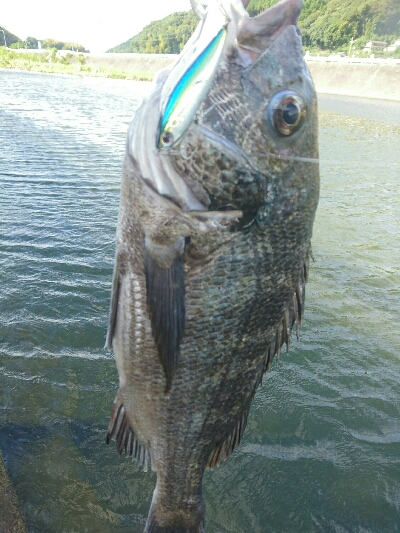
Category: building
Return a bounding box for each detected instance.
[385,39,400,52]
[363,41,388,52]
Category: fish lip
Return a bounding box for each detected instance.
[234,3,304,67]
[238,0,303,48]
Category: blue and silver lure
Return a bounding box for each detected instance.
[158,5,229,149]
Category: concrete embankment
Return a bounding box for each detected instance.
[84,53,400,101]
[306,58,400,101]
[83,52,174,75]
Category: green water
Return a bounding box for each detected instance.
[0,71,399,533]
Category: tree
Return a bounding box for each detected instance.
[62,42,85,52]
[42,38,64,50]
[107,11,198,54]
[26,36,38,49]
[107,0,400,55]
[0,26,21,47]
[10,41,25,49]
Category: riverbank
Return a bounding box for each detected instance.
[2,48,400,101]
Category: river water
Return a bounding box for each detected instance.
[0,70,399,533]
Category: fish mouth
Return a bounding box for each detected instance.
[190,0,304,64]
[238,0,303,54]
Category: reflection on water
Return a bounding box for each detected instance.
[1,70,399,533]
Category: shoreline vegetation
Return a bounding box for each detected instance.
[0,48,155,81]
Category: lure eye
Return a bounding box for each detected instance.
[268,91,306,136]
[160,131,174,148]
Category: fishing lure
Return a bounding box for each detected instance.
[158,5,229,149]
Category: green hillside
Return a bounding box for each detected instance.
[108,11,198,53]
[247,0,400,49]
[0,26,21,47]
[108,0,400,54]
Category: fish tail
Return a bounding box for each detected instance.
[144,488,205,533]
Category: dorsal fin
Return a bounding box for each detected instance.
[207,403,252,468]
[207,252,309,468]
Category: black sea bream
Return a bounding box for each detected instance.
[105,0,319,531]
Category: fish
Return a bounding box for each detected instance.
[105,0,320,531]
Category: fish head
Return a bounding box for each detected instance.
[128,0,319,224]
[208,0,319,169]
[203,0,319,189]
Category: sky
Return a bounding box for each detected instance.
[1,0,193,53]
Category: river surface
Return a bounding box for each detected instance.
[0,70,399,533]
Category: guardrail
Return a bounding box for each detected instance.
[305,55,400,65]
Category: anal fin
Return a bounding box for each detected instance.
[145,238,186,392]
[106,392,151,471]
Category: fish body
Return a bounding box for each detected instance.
[106,0,319,532]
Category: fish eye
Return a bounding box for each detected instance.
[268,91,306,136]
[160,131,174,147]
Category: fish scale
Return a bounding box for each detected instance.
[105,0,319,531]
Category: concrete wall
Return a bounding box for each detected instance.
[82,53,400,101]
[83,52,175,74]
[306,58,400,101]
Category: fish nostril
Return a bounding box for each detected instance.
[226,45,239,61]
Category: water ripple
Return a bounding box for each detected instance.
[1,71,399,533]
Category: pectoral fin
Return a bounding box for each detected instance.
[145,238,186,392]
[105,251,123,350]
